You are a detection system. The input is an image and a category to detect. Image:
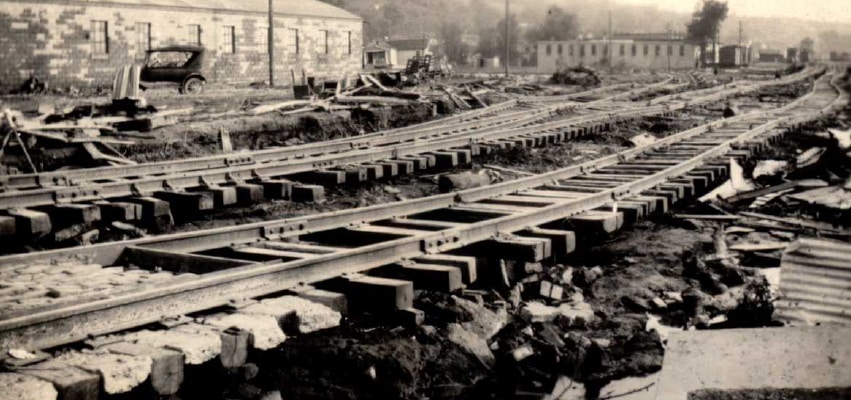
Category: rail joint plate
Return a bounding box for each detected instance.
[263,221,307,239]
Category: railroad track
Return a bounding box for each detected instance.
[0,71,819,244]
[0,69,842,398]
[1,81,669,192]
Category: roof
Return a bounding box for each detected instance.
[148,45,205,52]
[776,237,851,326]
[387,39,429,51]
[76,0,361,20]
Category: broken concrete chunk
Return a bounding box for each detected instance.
[557,301,596,328]
[445,323,495,368]
[242,295,341,334]
[511,344,535,362]
[49,350,151,394]
[0,373,58,400]
[203,313,286,350]
[520,302,561,323]
[128,326,221,365]
[453,295,508,339]
[629,133,657,147]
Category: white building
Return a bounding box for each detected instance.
[537,33,699,72]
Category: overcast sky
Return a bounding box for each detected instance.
[616,0,851,24]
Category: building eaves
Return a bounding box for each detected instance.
[70,0,361,20]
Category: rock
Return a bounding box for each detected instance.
[574,266,603,287]
[446,323,495,367]
[622,296,652,312]
[538,324,565,348]
[629,133,657,147]
[560,267,574,284]
[241,363,260,381]
[49,350,151,394]
[650,297,668,310]
[0,373,58,400]
[453,296,508,340]
[511,344,535,362]
[545,376,585,400]
[260,391,283,400]
[520,302,561,323]
[243,295,342,334]
[383,185,401,194]
[556,301,596,328]
[204,313,286,350]
[525,262,544,273]
[540,280,564,300]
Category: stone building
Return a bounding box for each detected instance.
[0,0,363,92]
[537,33,698,73]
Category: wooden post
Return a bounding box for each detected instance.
[268,0,274,87]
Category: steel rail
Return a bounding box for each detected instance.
[0,71,840,353]
[0,71,819,211]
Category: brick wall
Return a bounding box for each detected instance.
[537,40,698,73]
[0,1,363,92]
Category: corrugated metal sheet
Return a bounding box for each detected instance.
[776,237,851,326]
[76,0,361,20]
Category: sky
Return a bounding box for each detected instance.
[615,0,851,24]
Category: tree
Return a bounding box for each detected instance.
[686,0,729,67]
[527,6,579,42]
[478,14,521,64]
[440,21,467,64]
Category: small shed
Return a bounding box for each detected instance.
[363,40,396,69]
[387,38,431,67]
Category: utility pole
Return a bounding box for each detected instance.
[738,21,743,46]
[268,0,274,87]
[607,10,612,74]
[504,0,510,76]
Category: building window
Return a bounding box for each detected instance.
[91,20,108,54]
[259,27,269,53]
[288,28,299,54]
[557,44,562,55]
[545,44,551,56]
[568,44,574,56]
[136,22,151,55]
[222,25,235,54]
[667,45,673,56]
[580,45,585,57]
[643,44,648,56]
[320,30,329,54]
[347,31,352,55]
[188,24,201,46]
[631,44,637,56]
[655,45,661,56]
[591,44,596,56]
[680,45,685,57]
[619,44,625,56]
[603,44,608,56]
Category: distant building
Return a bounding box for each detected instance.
[537,33,698,72]
[758,51,785,63]
[787,47,798,63]
[719,45,750,67]
[363,38,431,70]
[0,0,362,92]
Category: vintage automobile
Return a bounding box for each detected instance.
[140,45,207,94]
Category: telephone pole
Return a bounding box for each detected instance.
[608,10,613,74]
[504,0,510,76]
[268,0,275,87]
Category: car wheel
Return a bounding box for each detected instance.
[182,77,204,94]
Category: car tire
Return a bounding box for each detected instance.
[182,77,204,94]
